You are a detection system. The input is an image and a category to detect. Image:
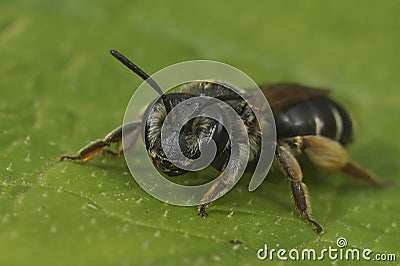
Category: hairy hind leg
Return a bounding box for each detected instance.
[283,135,383,186]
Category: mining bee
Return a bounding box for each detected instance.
[61,50,384,234]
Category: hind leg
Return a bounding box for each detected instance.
[283,135,383,186]
[275,143,323,233]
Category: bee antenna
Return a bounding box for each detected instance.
[109,50,172,113]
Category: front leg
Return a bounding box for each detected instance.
[197,169,233,217]
[60,121,141,162]
[275,144,323,233]
[197,178,229,217]
[197,144,246,217]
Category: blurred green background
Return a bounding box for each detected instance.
[1,1,399,265]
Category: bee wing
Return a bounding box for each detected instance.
[257,83,329,114]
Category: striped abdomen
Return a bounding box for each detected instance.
[275,98,353,146]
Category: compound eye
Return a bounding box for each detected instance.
[210,119,229,154]
[197,117,229,156]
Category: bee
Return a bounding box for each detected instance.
[61,50,383,233]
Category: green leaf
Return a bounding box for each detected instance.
[1,1,399,265]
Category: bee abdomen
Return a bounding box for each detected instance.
[275,98,353,146]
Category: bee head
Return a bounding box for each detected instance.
[110,51,229,177]
[143,92,230,177]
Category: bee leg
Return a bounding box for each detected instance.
[197,172,229,217]
[102,122,141,157]
[60,140,109,162]
[197,157,240,217]
[60,121,141,162]
[197,179,229,217]
[285,135,383,186]
[275,144,323,233]
[197,203,209,217]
